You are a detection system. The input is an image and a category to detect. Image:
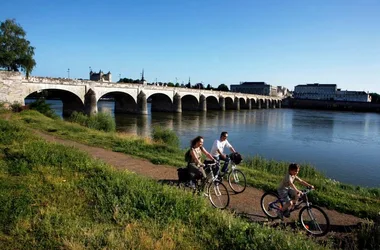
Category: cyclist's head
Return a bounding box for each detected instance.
[220,131,228,141]
[191,136,204,148]
[288,163,300,175]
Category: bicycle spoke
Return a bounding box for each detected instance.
[208,181,230,209]
[228,169,246,193]
[299,205,330,236]
[261,192,281,219]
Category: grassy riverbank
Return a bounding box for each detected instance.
[0,115,329,249]
[8,110,380,221]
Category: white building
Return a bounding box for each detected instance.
[293,83,371,102]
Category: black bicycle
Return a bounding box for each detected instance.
[260,187,330,236]
[176,162,230,209]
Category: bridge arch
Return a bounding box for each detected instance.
[182,94,199,111]
[99,91,137,114]
[25,89,84,117]
[148,93,173,112]
[206,96,220,110]
[225,97,235,110]
[239,97,249,109]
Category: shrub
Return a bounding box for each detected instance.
[10,102,22,112]
[28,99,59,119]
[87,112,116,132]
[152,126,180,149]
[69,111,116,132]
[69,111,88,126]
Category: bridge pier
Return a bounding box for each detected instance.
[219,97,225,111]
[265,100,269,109]
[200,95,207,111]
[84,89,97,116]
[234,97,240,111]
[247,99,252,110]
[173,93,182,113]
[137,91,148,115]
[258,101,262,109]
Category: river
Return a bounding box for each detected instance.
[25,99,380,188]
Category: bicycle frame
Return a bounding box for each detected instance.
[269,188,312,213]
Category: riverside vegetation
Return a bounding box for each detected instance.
[0,104,379,249]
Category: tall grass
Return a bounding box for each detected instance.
[0,119,328,249]
[152,126,180,149]
[69,111,116,132]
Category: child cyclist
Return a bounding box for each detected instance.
[277,163,314,218]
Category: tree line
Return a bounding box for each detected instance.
[118,78,230,91]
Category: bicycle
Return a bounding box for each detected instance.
[177,161,230,209]
[219,152,247,194]
[260,187,330,236]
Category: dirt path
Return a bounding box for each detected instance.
[35,131,363,233]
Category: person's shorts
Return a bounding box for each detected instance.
[278,188,297,202]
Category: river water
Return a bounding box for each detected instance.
[26,99,380,188]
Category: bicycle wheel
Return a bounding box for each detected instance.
[299,205,330,236]
[207,181,230,209]
[261,192,282,219]
[228,169,247,193]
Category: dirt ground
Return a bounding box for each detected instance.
[35,131,364,235]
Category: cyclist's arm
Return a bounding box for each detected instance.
[297,177,314,189]
[201,147,216,162]
[289,181,301,193]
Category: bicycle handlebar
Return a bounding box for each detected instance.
[301,186,314,195]
[203,162,219,171]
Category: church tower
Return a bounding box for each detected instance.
[141,69,146,85]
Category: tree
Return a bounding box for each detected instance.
[0,19,36,77]
[217,84,229,91]
[206,84,213,90]
[370,93,380,103]
[193,83,204,89]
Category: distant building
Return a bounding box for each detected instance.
[294,83,371,102]
[140,69,147,85]
[277,86,291,98]
[230,82,277,96]
[90,70,112,82]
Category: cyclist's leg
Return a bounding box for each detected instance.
[221,156,230,173]
[288,189,298,211]
[278,189,292,214]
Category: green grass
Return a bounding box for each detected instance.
[0,117,329,249]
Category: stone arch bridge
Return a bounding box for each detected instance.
[0,72,282,116]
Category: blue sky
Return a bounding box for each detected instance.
[2,0,379,93]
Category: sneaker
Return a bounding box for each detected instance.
[187,181,196,189]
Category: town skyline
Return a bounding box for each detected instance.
[1,0,379,93]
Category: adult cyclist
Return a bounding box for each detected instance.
[210,131,236,176]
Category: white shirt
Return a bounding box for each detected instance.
[210,139,232,158]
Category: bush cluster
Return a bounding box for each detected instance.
[152,125,180,149]
[69,111,116,132]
